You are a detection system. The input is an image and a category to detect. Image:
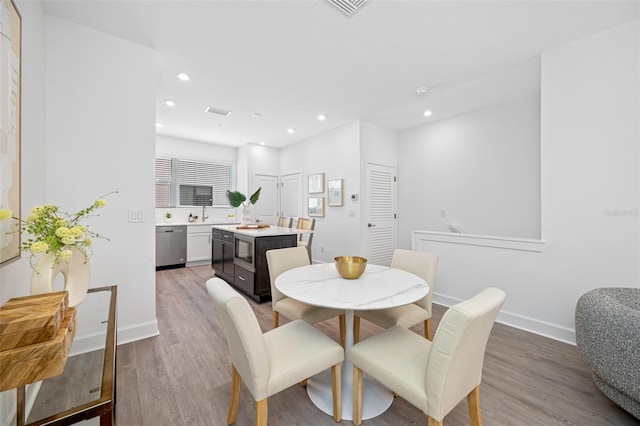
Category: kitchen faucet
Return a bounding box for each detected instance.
[202,204,209,222]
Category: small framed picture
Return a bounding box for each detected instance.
[308,173,324,194]
[327,179,343,207]
[308,197,325,217]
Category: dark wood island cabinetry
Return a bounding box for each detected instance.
[211,225,301,302]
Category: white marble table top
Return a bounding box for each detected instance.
[275,263,428,311]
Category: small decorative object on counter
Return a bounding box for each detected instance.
[165,212,172,223]
[226,187,261,226]
[0,192,116,306]
[188,213,193,222]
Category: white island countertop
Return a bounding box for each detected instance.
[156,221,239,227]
[212,224,312,238]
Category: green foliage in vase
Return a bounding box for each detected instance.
[226,187,261,208]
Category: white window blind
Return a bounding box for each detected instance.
[177,160,232,207]
[155,157,172,207]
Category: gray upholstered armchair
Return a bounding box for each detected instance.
[575,287,640,420]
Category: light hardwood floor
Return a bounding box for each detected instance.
[115,266,639,425]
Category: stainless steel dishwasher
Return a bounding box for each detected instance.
[156,225,187,269]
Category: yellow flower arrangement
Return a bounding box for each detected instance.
[0,191,117,269]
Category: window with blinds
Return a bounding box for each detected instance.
[155,157,232,207]
[155,157,172,207]
[177,160,231,207]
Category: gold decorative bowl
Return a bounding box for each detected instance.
[335,256,368,279]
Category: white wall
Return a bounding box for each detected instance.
[156,134,237,163]
[0,1,47,421]
[280,122,361,262]
[398,94,541,244]
[413,20,639,343]
[45,16,158,345]
[247,144,280,177]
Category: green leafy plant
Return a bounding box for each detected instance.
[226,187,261,208]
[0,191,117,269]
[165,212,172,218]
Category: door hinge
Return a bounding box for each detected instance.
[394,213,396,219]
[394,176,397,182]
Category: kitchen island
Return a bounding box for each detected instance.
[211,225,312,302]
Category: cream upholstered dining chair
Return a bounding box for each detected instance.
[266,246,346,347]
[354,249,439,342]
[206,278,344,426]
[350,287,506,426]
[296,217,315,261]
[277,216,292,227]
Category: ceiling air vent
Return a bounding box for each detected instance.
[205,106,232,117]
[326,0,370,17]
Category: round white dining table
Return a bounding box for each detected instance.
[275,262,428,421]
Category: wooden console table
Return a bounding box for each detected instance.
[18,286,117,426]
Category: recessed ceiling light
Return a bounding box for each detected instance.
[317,114,326,121]
[423,110,432,117]
[259,141,266,146]
[164,99,176,107]
[177,72,190,81]
[287,128,295,134]
[155,122,164,128]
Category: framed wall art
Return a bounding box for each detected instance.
[308,173,324,194]
[327,179,343,207]
[308,197,324,217]
[0,0,21,265]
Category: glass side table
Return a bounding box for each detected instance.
[17,286,117,426]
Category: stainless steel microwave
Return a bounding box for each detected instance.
[234,234,255,271]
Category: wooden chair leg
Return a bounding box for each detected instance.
[272,311,279,329]
[467,385,483,426]
[339,314,346,348]
[353,366,363,426]
[331,363,342,422]
[428,417,443,426]
[353,315,360,344]
[228,365,242,425]
[255,399,268,426]
[424,318,432,341]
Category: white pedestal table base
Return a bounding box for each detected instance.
[306,309,393,421]
[306,368,393,421]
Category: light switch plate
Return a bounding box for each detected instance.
[128,209,144,223]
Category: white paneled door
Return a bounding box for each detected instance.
[365,163,397,266]
[281,172,303,220]
[253,173,279,225]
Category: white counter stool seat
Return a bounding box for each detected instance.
[354,249,439,342]
[350,287,506,426]
[207,278,344,426]
[296,217,315,261]
[277,216,292,227]
[267,246,346,347]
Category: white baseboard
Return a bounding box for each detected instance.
[433,293,576,345]
[116,320,160,346]
[69,319,159,357]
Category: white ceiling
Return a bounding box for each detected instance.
[41,0,638,148]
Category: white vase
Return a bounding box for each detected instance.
[30,246,91,307]
[241,205,252,226]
